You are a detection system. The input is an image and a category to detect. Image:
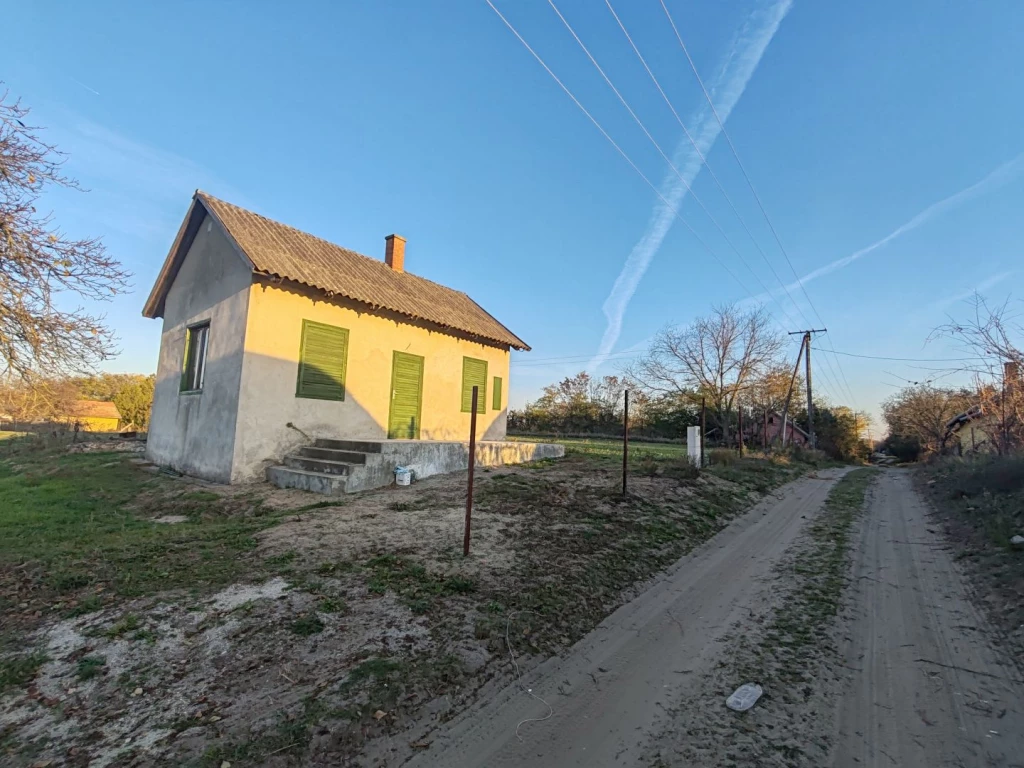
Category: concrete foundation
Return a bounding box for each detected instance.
[266,439,564,495]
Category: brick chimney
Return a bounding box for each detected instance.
[385,234,406,273]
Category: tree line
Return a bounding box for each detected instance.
[510,305,871,461]
[882,296,1023,461]
[0,373,155,431]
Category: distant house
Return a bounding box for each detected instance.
[69,400,121,432]
[761,412,809,448]
[142,192,556,489]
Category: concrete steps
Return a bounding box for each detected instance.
[283,455,355,475]
[266,465,348,495]
[297,446,367,464]
[314,439,383,453]
[266,438,565,496]
[266,440,393,495]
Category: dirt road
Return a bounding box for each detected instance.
[834,470,1024,767]
[404,468,851,768]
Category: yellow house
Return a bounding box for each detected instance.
[142,192,560,490]
[69,400,121,432]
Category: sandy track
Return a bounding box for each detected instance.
[404,468,850,768]
[834,470,1024,767]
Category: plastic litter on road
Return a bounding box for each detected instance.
[726,682,763,712]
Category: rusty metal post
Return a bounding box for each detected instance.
[464,386,479,557]
[622,389,629,497]
[737,401,744,457]
[763,410,768,452]
[700,396,706,467]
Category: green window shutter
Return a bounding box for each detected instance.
[296,320,349,401]
[461,357,488,413]
[492,376,503,411]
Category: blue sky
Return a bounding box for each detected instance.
[4,0,1022,433]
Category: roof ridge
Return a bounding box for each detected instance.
[185,191,528,350]
[196,191,472,298]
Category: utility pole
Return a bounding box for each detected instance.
[788,329,826,450]
[780,338,805,448]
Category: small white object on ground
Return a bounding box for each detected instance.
[1010,535,1024,547]
[395,466,412,486]
[726,682,763,712]
[153,515,189,525]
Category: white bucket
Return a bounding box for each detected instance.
[395,467,412,486]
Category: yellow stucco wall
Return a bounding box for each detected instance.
[955,420,998,454]
[230,280,511,481]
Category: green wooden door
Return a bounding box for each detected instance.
[388,351,424,439]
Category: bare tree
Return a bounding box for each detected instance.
[0,375,81,427]
[929,294,1023,451]
[746,363,802,416]
[628,305,785,441]
[932,294,1023,370]
[0,89,130,379]
[882,384,974,455]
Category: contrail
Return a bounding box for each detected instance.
[930,270,1014,311]
[71,77,100,96]
[749,151,1024,305]
[588,0,792,372]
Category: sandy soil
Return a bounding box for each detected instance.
[399,468,852,767]
[833,469,1024,766]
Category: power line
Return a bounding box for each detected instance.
[483,0,753,299]
[810,348,990,363]
[604,0,846,406]
[485,1,845,404]
[658,0,859,410]
[604,0,817,331]
[546,0,806,333]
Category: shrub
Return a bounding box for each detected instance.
[790,446,829,466]
[946,455,1024,498]
[708,448,735,466]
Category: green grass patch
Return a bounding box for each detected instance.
[64,593,106,617]
[754,468,878,681]
[924,455,1024,549]
[0,651,47,691]
[365,554,476,614]
[0,450,296,606]
[290,613,325,636]
[76,655,106,681]
[512,435,688,461]
[104,613,142,639]
[318,597,347,614]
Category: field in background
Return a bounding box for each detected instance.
[512,434,688,460]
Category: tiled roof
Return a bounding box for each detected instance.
[144,192,528,350]
[71,400,121,420]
